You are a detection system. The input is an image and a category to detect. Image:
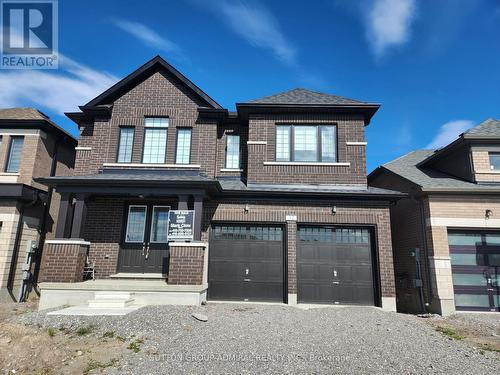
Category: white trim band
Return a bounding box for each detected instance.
[263,161,350,166]
[220,168,243,172]
[103,163,201,169]
[427,217,500,228]
[247,141,267,145]
[475,170,500,174]
[75,146,92,151]
[45,239,91,246]
[169,242,208,248]
[346,142,367,146]
[0,172,20,176]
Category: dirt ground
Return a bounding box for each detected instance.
[0,302,129,374]
[423,312,500,353]
[0,301,498,374]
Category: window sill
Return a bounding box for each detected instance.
[0,172,20,176]
[345,142,367,146]
[102,163,201,169]
[75,146,92,151]
[475,170,500,174]
[220,168,243,172]
[263,161,350,166]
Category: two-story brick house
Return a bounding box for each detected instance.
[369,119,500,315]
[0,108,76,302]
[38,56,402,311]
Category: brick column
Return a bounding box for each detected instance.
[39,240,90,283]
[168,243,206,285]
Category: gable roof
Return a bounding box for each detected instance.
[371,150,500,193]
[463,118,500,139]
[83,55,222,109]
[0,107,77,143]
[245,88,372,106]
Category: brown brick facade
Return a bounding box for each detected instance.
[39,242,88,283]
[247,113,367,185]
[167,244,205,285]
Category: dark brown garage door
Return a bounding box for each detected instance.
[448,231,500,312]
[297,226,375,305]
[208,225,284,302]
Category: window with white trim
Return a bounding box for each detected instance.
[275,125,337,162]
[225,135,240,169]
[142,117,168,164]
[489,153,500,170]
[117,127,134,163]
[175,128,192,164]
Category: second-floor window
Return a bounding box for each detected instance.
[489,153,500,170]
[6,136,24,173]
[175,128,192,164]
[276,125,337,162]
[117,127,134,163]
[142,117,168,164]
[225,135,240,169]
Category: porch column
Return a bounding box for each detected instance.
[70,194,88,239]
[193,195,203,241]
[55,192,71,238]
[178,194,189,210]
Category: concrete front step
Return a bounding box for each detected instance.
[94,292,132,300]
[88,298,135,308]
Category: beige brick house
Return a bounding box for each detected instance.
[369,118,500,315]
[0,108,76,302]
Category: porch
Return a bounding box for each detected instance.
[38,279,208,310]
[37,171,218,310]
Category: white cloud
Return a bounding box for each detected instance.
[111,18,184,59]
[204,0,297,65]
[0,54,118,114]
[426,120,475,149]
[365,0,417,58]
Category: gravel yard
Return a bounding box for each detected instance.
[2,303,497,374]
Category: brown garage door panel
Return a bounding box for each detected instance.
[209,225,284,302]
[297,226,375,305]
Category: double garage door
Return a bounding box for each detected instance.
[449,230,500,312]
[209,224,376,305]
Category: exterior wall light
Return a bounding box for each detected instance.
[244,204,249,213]
[331,206,337,215]
[486,209,493,219]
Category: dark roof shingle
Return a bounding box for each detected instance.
[381,150,500,192]
[463,118,500,138]
[245,88,372,105]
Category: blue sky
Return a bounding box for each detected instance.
[0,0,499,172]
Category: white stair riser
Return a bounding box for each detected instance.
[88,299,135,308]
[94,292,132,300]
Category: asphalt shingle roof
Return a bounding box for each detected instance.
[0,108,48,120]
[464,118,500,138]
[219,179,402,196]
[246,88,371,105]
[382,150,500,191]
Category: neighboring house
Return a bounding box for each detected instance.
[0,108,76,302]
[369,119,500,315]
[38,56,402,311]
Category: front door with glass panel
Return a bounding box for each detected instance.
[449,231,500,312]
[119,204,170,274]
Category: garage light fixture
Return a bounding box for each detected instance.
[331,206,337,215]
[244,204,249,213]
[486,209,493,219]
